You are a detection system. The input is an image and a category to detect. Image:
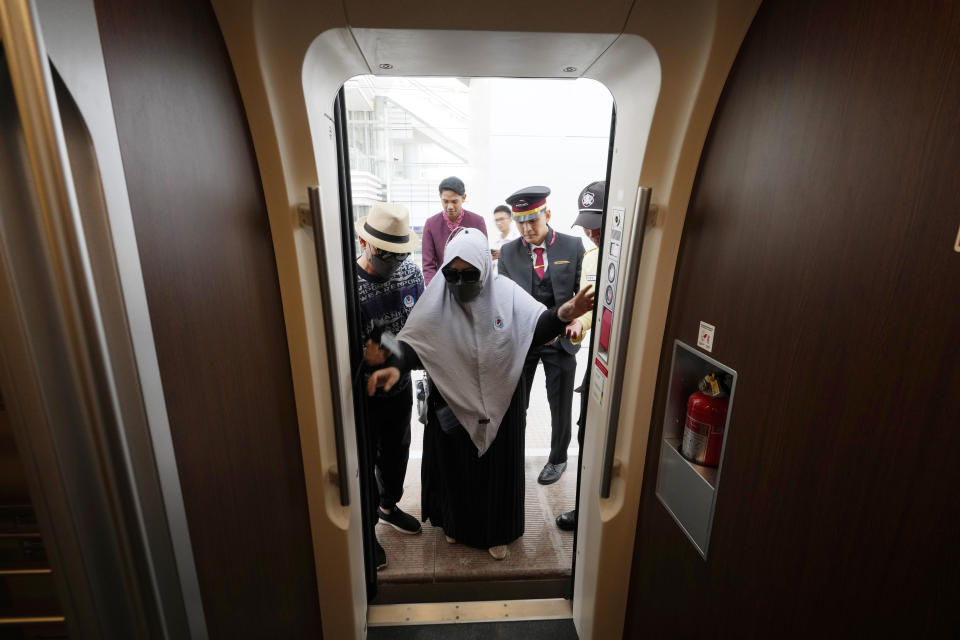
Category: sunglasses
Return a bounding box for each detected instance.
[374,248,409,262]
[441,266,482,284]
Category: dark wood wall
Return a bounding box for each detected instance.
[625,0,960,636]
[92,1,322,637]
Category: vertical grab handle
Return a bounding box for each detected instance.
[308,186,350,507]
[600,187,652,499]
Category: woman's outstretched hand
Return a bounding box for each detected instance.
[558,284,595,323]
[367,366,401,396]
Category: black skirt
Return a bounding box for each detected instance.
[420,380,527,549]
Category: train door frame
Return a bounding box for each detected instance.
[296,29,663,636]
[213,4,759,636]
[331,75,619,606]
[328,87,379,600]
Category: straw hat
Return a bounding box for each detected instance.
[357,203,419,253]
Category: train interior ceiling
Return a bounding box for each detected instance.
[0,0,958,639]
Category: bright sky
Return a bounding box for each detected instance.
[348,76,614,246]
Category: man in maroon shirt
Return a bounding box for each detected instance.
[420,176,488,286]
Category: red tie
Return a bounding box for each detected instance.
[533,248,545,280]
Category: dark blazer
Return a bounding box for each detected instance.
[498,227,585,355]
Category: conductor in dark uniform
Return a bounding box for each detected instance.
[499,186,586,485]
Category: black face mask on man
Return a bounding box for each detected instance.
[368,247,408,278]
[442,266,483,303]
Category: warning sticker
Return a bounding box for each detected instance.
[697,321,716,352]
[591,357,609,406]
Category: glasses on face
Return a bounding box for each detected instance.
[374,248,409,263]
[441,266,482,284]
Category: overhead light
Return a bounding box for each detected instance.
[563,66,577,73]
[379,63,394,70]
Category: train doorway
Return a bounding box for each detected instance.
[330,75,615,605]
[295,26,665,638]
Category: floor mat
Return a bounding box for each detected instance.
[377,456,577,583]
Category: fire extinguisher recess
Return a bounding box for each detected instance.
[681,373,729,467]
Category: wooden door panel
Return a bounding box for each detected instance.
[92,1,323,636]
[625,0,960,635]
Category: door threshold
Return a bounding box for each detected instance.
[368,597,572,627]
[373,577,569,605]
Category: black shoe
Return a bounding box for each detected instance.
[538,461,567,485]
[374,539,387,571]
[379,506,422,534]
[556,510,577,531]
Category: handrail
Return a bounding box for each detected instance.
[0,616,66,625]
[0,568,52,576]
[0,532,41,539]
[600,187,652,499]
[308,187,350,507]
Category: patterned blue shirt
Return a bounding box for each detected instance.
[356,260,424,396]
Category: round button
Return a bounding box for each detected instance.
[607,262,617,282]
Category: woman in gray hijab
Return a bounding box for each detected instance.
[368,228,594,559]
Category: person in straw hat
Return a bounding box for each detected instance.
[355,202,424,571]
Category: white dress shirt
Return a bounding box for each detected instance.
[491,227,520,273]
[491,227,520,252]
[528,240,548,275]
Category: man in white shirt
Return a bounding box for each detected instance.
[490,204,520,273]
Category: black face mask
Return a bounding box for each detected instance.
[449,281,483,304]
[368,249,408,279]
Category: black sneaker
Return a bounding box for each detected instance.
[379,506,422,534]
[374,539,387,571]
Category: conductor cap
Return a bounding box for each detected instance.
[506,185,551,222]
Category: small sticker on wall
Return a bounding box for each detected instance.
[611,206,624,231]
[591,357,609,406]
[697,321,716,352]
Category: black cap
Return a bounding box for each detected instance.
[505,186,551,222]
[573,181,605,229]
[439,176,466,196]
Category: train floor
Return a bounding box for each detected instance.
[374,454,576,585]
[374,357,585,596]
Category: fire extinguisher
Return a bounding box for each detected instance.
[681,373,729,467]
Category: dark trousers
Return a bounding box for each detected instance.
[365,387,412,527]
[522,343,577,465]
[576,366,590,449]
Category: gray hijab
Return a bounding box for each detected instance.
[398,228,545,455]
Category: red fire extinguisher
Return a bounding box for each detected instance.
[681,374,729,467]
